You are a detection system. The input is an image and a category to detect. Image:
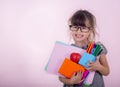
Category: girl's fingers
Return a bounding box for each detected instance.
[71,72,76,77]
[96,57,99,62]
[80,78,85,83]
[77,71,83,76]
[87,62,93,67]
[89,60,93,64]
[87,67,92,70]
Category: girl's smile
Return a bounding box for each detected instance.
[75,34,84,38]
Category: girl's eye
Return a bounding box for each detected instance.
[81,27,86,29]
[73,26,78,28]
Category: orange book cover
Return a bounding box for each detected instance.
[58,58,85,78]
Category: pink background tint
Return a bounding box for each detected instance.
[0,0,120,87]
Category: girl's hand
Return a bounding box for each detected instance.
[87,58,102,71]
[69,71,84,85]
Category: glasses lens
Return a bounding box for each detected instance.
[80,26,90,32]
[71,26,78,31]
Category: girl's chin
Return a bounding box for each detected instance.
[75,38,82,40]
[74,38,84,42]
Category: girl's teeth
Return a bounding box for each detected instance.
[76,34,83,38]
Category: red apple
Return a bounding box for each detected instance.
[70,53,81,63]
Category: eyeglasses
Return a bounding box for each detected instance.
[69,25,92,33]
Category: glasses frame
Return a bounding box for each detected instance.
[69,25,92,33]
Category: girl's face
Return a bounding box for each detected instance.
[70,20,92,44]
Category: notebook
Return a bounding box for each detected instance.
[45,41,85,76]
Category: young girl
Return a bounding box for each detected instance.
[59,10,110,87]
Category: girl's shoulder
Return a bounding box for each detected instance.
[94,41,108,55]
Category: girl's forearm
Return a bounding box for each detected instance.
[97,64,110,76]
[98,54,110,76]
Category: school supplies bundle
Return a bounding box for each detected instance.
[45,41,103,86]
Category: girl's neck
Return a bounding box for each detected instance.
[75,40,90,47]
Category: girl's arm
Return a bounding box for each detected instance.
[87,54,110,76]
[97,54,110,76]
[59,71,84,85]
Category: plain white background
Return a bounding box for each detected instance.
[0,0,120,87]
